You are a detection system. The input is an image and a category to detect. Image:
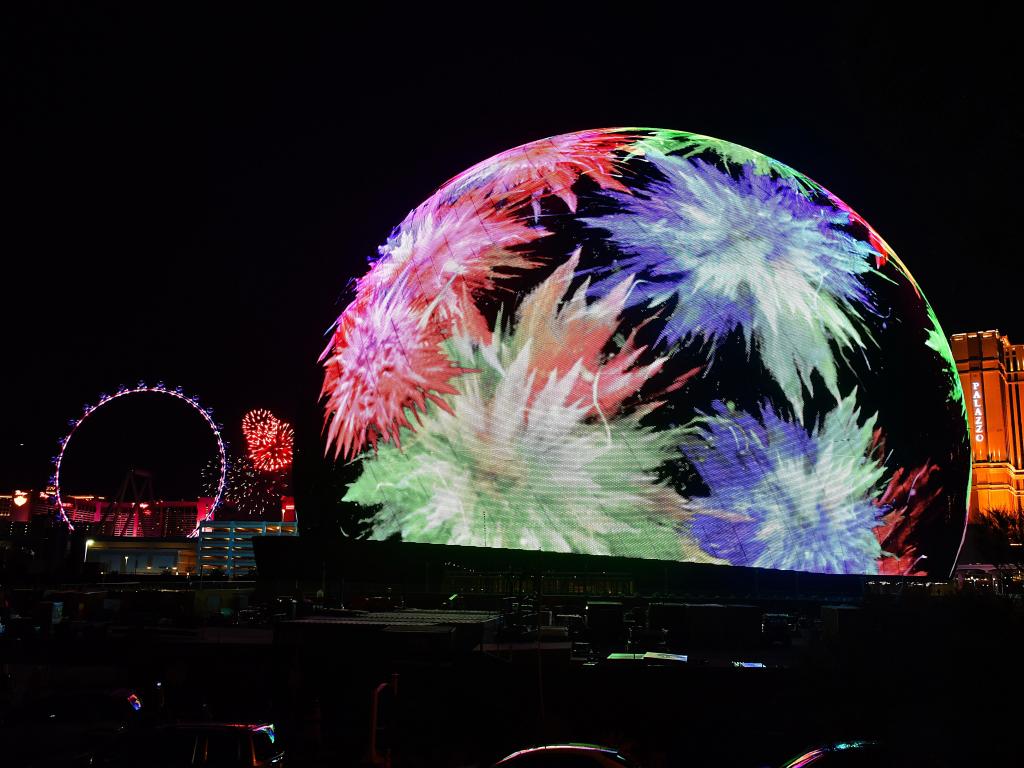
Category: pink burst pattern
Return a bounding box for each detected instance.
[440,129,636,217]
[320,288,475,459]
[360,188,550,305]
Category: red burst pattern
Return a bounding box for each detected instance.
[873,462,942,575]
[242,409,295,472]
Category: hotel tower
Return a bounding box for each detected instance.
[951,330,1024,522]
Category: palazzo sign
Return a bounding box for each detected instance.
[972,381,985,443]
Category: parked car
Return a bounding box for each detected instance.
[0,688,144,767]
[98,722,284,767]
[493,743,637,767]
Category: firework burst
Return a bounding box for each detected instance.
[322,184,554,459]
[242,409,295,472]
[344,258,712,561]
[585,156,879,417]
[320,283,477,459]
[204,453,281,519]
[319,128,969,575]
[360,188,550,306]
[624,129,820,196]
[683,393,886,574]
[873,462,943,576]
[924,302,966,419]
[441,129,637,218]
[510,248,699,418]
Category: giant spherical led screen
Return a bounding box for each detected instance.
[320,128,970,577]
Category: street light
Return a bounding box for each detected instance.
[84,538,95,563]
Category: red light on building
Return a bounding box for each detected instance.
[281,496,296,522]
[196,497,214,525]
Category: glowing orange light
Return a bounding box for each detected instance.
[13,490,28,508]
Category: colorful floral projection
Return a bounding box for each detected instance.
[320,129,970,576]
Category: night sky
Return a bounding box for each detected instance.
[4,7,1020,515]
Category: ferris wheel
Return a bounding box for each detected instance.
[52,382,227,537]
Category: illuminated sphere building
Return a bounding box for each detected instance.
[320,128,970,576]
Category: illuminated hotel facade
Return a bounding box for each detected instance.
[951,330,1024,522]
